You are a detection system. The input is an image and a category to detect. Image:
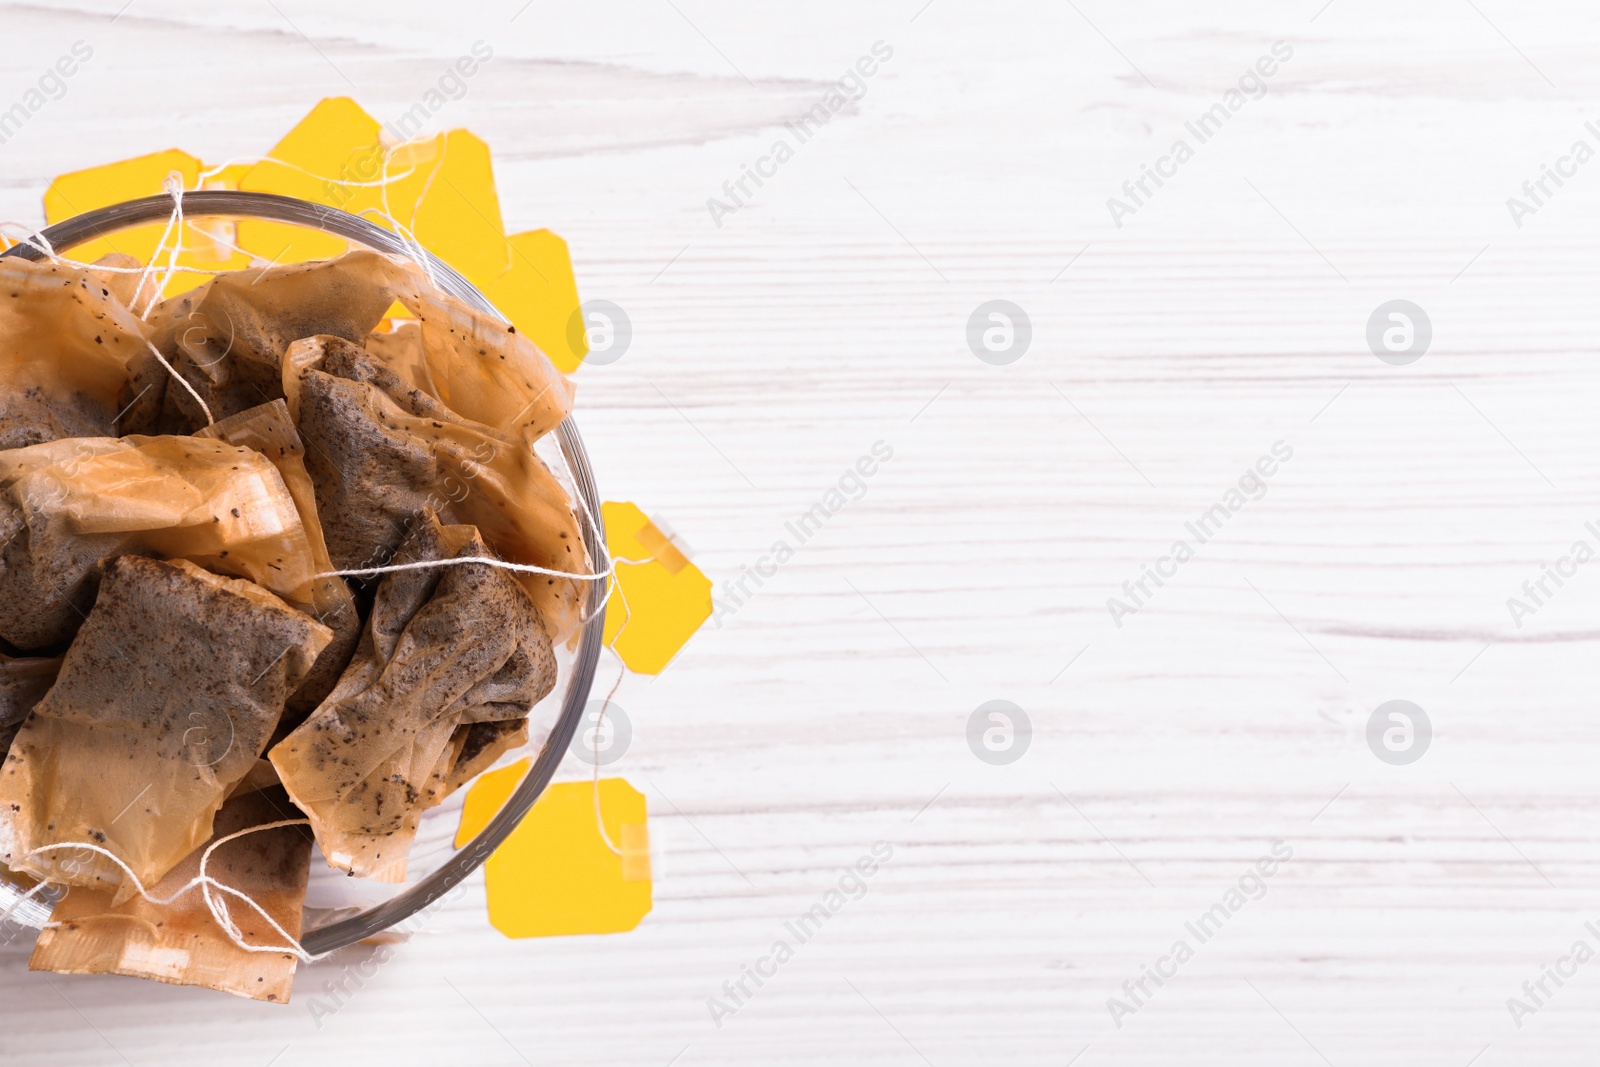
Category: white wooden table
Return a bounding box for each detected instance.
[3,1,1599,1063]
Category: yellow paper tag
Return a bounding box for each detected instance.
[382,130,511,284]
[43,148,252,296]
[236,96,382,264]
[481,229,587,373]
[457,761,653,938]
[600,501,712,674]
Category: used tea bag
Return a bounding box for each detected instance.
[30,787,313,1003]
[366,262,573,441]
[0,255,161,447]
[270,512,554,881]
[195,400,360,715]
[444,719,530,796]
[0,652,61,757]
[85,252,158,312]
[0,433,319,650]
[0,555,331,893]
[286,334,587,640]
[147,253,399,432]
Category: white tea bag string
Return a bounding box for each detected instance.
[132,171,187,319]
[26,821,329,963]
[132,180,219,421]
[144,339,215,425]
[194,820,320,959]
[565,471,627,627]
[155,172,188,302]
[367,132,450,290]
[356,206,438,289]
[323,460,644,588]
[318,555,615,582]
[199,143,440,286]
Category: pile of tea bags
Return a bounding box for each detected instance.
[0,249,584,1001]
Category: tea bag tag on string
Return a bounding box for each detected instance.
[456,761,652,938]
[601,501,712,674]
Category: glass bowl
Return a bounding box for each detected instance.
[0,190,606,954]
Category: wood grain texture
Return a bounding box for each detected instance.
[2,1,1599,1063]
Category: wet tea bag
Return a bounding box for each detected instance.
[367,261,574,441]
[0,652,61,757]
[285,334,588,640]
[0,433,319,650]
[0,555,331,893]
[0,256,161,447]
[147,252,400,432]
[195,400,361,715]
[85,252,158,311]
[30,787,313,1003]
[270,512,554,881]
[279,335,438,575]
[444,719,530,796]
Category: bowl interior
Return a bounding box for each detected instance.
[0,191,605,954]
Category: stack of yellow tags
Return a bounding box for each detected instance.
[42,97,587,372]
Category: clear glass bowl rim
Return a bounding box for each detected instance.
[0,190,606,954]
